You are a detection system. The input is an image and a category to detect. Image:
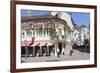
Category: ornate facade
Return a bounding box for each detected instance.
[21,12,74,57]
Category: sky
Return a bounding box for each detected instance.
[21,10,90,27]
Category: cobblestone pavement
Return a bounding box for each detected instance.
[21,49,90,63]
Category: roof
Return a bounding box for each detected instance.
[21,14,57,21]
[21,13,73,32]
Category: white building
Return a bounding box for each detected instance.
[21,12,74,57]
[73,25,90,46]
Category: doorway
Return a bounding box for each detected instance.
[58,42,62,54]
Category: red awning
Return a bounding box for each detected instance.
[21,41,31,46]
[31,43,39,46]
[39,43,46,46]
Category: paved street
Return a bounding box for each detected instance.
[21,49,90,63]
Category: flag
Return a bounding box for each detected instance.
[29,37,35,45]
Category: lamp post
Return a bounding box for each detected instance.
[55,30,59,57]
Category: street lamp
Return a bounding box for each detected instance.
[55,30,60,57]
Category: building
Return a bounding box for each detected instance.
[77,25,90,45]
[72,24,90,54]
[21,12,74,57]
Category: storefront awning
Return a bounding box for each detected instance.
[31,43,40,46]
[39,43,46,46]
[21,40,54,46]
[47,42,53,46]
[21,41,40,46]
[39,42,53,46]
[21,41,31,46]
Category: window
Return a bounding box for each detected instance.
[59,29,62,35]
[35,28,43,36]
[26,29,32,37]
[44,28,48,36]
[22,31,25,38]
[47,28,49,35]
[45,28,51,36]
[44,28,46,36]
[39,28,42,36]
[36,29,39,36]
[32,29,35,36]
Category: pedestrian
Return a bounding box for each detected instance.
[57,48,60,57]
[69,50,73,56]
